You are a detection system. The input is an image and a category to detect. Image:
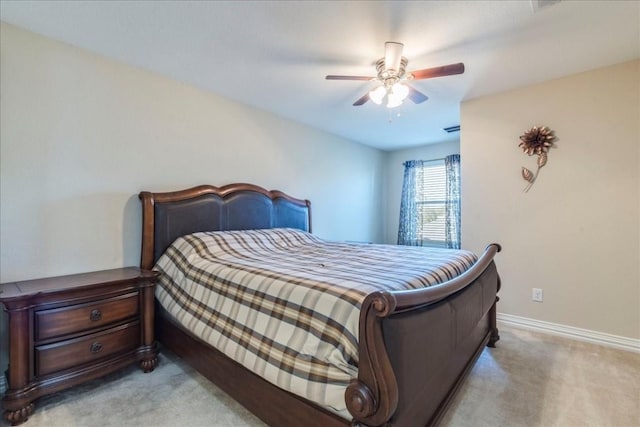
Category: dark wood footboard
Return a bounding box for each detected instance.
[347,244,501,427]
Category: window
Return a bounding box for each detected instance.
[415,160,448,246]
[397,155,461,249]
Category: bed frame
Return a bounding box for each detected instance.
[139,183,501,427]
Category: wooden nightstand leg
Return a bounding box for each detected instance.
[3,305,34,425]
[140,356,158,373]
[4,403,33,426]
[138,283,158,373]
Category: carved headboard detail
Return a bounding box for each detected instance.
[139,183,311,270]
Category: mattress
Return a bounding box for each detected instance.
[154,228,477,419]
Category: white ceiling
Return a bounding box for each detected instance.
[1,1,638,150]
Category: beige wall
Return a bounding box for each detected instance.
[383,141,460,244]
[0,23,385,284]
[0,23,387,382]
[461,60,640,339]
[0,23,387,380]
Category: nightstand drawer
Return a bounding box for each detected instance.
[35,292,139,341]
[35,321,140,376]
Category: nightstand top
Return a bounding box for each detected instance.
[0,267,158,301]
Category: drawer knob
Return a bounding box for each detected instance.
[90,309,102,322]
[90,342,103,354]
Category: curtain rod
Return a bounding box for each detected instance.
[402,155,457,165]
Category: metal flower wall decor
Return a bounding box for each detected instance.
[519,125,555,192]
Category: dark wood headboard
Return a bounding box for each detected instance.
[139,183,312,270]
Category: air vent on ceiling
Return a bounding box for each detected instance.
[443,125,460,133]
[531,0,561,13]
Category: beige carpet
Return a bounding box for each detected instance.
[2,326,638,427]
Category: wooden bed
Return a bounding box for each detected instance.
[139,183,501,427]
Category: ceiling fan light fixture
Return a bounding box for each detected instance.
[386,96,403,109]
[369,85,387,105]
[382,83,409,109]
[390,83,409,101]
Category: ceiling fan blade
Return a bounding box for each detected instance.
[353,93,370,106]
[407,86,429,104]
[326,75,375,81]
[410,63,465,80]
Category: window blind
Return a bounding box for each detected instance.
[415,161,448,247]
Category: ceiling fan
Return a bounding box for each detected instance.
[326,42,464,108]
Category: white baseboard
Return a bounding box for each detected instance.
[497,313,640,354]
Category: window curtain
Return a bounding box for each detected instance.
[397,160,424,246]
[444,154,461,249]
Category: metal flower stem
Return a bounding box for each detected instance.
[522,151,547,192]
[523,165,540,192]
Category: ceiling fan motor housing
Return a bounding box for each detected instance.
[376,57,409,87]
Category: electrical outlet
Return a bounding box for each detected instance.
[532,288,543,302]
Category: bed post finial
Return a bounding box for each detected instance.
[139,191,156,270]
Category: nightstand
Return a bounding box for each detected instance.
[0,267,159,425]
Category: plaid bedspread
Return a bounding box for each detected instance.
[154,228,477,419]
